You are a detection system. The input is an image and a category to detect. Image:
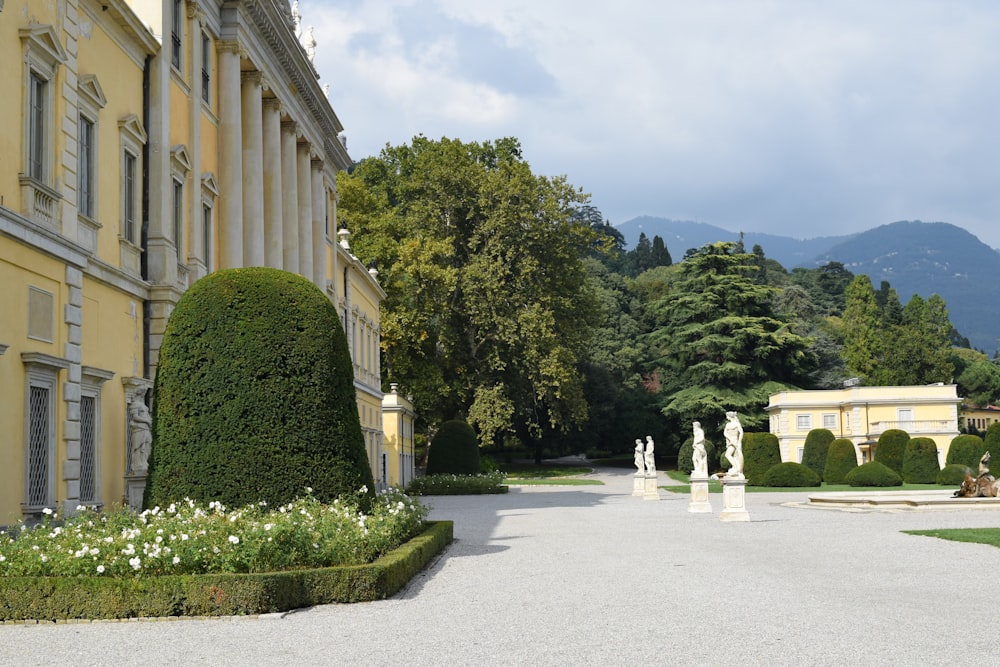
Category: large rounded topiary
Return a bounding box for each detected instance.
[425,420,480,475]
[984,423,1000,462]
[937,463,972,486]
[761,462,820,487]
[824,439,859,484]
[146,268,375,509]
[743,432,781,486]
[875,429,909,474]
[902,437,940,484]
[845,461,902,487]
[945,434,985,469]
[801,428,835,480]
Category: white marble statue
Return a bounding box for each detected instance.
[644,435,656,475]
[129,400,153,475]
[291,0,302,37]
[723,411,744,477]
[303,26,316,62]
[692,421,708,478]
[633,438,644,475]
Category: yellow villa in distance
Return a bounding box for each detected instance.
[1,0,411,524]
[766,384,962,467]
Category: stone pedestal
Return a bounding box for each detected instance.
[125,475,147,511]
[688,476,713,513]
[643,474,660,500]
[633,474,645,496]
[720,475,750,522]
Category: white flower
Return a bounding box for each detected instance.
[180,534,189,541]
[42,507,53,516]
[172,556,180,565]
[96,565,105,574]
[228,535,239,545]
[40,555,48,562]
[0,555,5,562]
[129,556,141,570]
[359,485,368,494]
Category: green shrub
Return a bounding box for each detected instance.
[743,432,781,485]
[425,420,480,475]
[945,434,985,469]
[407,472,507,495]
[824,439,859,484]
[146,268,374,509]
[801,428,835,480]
[875,429,909,474]
[937,463,972,486]
[845,461,902,487]
[902,437,941,483]
[761,462,820,487]
[983,423,1000,463]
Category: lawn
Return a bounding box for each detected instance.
[498,462,603,486]
[663,470,947,493]
[904,528,1000,548]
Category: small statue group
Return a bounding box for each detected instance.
[953,451,1000,498]
[128,398,152,476]
[689,411,744,478]
[634,435,656,476]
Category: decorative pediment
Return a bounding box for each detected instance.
[20,24,68,71]
[170,145,192,174]
[201,172,219,198]
[78,74,107,110]
[118,113,147,145]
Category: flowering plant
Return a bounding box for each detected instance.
[0,488,426,577]
[407,471,506,494]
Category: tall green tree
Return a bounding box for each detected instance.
[337,137,600,454]
[647,242,815,439]
[842,275,880,380]
[870,294,954,385]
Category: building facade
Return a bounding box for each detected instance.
[381,383,417,489]
[1,0,391,523]
[766,384,962,467]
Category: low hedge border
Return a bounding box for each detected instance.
[409,486,509,496]
[0,520,453,622]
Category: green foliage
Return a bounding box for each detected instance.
[844,461,903,487]
[146,268,374,509]
[0,522,452,620]
[425,420,480,475]
[902,437,941,483]
[952,349,1000,407]
[801,428,835,479]
[984,423,1000,462]
[743,432,782,486]
[761,462,820,487]
[946,434,986,469]
[406,472,507,495]
[842,275,879,379]
[874,429,910,475]
[824,439,859,484]
[869,294,954,386]
[937,463,972,486]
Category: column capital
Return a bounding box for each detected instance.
[262,96,282,113]
[280,119,298,134]
[311,156,324,170]
[241,70,263,86]
[216,39,244,57]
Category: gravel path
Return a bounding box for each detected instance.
[3,467,999,666]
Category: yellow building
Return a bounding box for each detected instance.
[382,383,417,488]
[766,384,961,467]
[1,0,394,523]
[959,404,1000,434]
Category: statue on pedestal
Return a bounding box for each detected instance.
[692,421,708,478]
[723,411,744,477]
[633,438,645,475]
[129,400,152,475]
[644,435,656,475]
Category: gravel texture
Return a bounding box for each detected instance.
[2,467,999,666]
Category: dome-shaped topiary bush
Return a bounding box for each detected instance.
[875,429,909,474]
[937,463,972,486]
[146,268,375,509]
[984,423,1000,462]
[824,439,859,484]
[845,461,902,487]
[945,434,985,469]
[761,462,820,487]
[425,420,480,475]
[902,436,940,484]
[743,432,781,486]
[801,428,835,480]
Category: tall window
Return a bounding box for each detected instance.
[822,413,837,430]
[26,384,53,508]
[202,203,213,271]
[28,72,46,181]
[79,116,95,218]
[201,31,212,102]
[172,178,184,249]
[171,0,183,70]
[79,394,97,503]
[123,152,136,243]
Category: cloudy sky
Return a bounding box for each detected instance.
[302,0,1000,249]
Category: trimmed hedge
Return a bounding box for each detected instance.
[937,463,972,486]
[425,420,480,475]
[824,439,859,484]
[902,437,940,484]
[801,428,835,480]
[845,461,902,487]
[0,521,452,621]
[945,434,985,469]
[985,423,1000,463]
[875,429,909,475]
[761,462,820,488]
[743,432,781,486]
[146,268,374,509]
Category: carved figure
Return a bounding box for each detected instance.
[129,400,153,475]
[291,0,302,36]
[634,439,644,475]
[953,452,1000,498]
[644,435,656,475]
[303,26,316,62]
[692,421,708,478]
[723,411,744,477]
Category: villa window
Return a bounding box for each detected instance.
[123,152,137,243]
[28,72,46,181]
[202,203,213,272]
[171,0,183,71]
[201,31,212,102]
[21,352,70,516]
[172,178,184,248]
[79,116,95,218]
[796,414,812,431]
[822,413,837,430]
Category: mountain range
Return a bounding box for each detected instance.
[616,216,1000,354]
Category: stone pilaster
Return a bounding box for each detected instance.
[217,41,243,269]
[310,159,326,288]
[62,265,84,513]
[280,121,299,273]
[262,98,283,268]
[296,141,313,279]
[241,70,265,266]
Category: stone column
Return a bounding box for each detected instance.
[311,159,326,289]
[241,71,265,267]
[296,141,314,280]
[280,121,299,273]
[217,42,243,268]
[262,98,283,268]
